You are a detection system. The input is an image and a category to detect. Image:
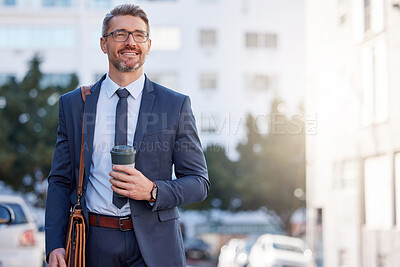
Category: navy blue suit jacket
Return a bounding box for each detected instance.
[45,75,210,266]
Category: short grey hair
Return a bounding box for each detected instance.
[102,4,150,37]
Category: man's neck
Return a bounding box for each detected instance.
[108,68,143,87]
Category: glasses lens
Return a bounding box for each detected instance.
[133,32,147,43]
[113,31,129,42]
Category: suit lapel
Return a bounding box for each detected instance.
[133,76,155,156]
[83,75,105,186]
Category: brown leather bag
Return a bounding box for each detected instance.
[64,85,92,267]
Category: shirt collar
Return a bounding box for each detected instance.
[104,73,145,100]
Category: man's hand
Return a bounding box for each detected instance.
[109,165,154,201]
[49,248,66,267]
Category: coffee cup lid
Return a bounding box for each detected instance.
[110,145,135,155]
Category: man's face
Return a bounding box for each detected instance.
[100,15,151,73]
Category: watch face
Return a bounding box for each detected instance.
[152,187,158,200]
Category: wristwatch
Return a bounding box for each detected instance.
[150,182,157,202]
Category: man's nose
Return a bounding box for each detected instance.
[125,33,136,45]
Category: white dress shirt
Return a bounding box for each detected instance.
[86,73,145,216]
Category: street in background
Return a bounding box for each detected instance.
[247,234,314,267]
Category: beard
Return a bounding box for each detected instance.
[108,45,146,73]
[113,60,143,72]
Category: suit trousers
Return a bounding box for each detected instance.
[86,222,146,267]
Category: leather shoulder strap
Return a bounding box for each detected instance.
[81,85,93,103]
[77,85,93,201]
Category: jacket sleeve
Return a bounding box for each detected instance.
[151,96,210,211]
[45,96,73,261]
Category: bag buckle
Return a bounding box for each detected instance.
[119,216,131,232]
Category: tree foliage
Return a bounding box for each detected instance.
[187,144,239,210]
[0,55,78,206]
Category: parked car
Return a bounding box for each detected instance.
[184,238,211,260]
[0,195,45,267]
[247,234,314,267]
[218,238,255,267]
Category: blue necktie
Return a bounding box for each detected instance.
[113,88,129,209]
[115,88,130,146]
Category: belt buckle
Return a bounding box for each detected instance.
[119,216,130,232]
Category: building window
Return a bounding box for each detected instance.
[246,33,258,47]
[1,0,16,6]
[364,0,371,32]
[88,0,113,9]
[264,33,277,48]
[40,74,72,88]
[364,155,393,229]
[339,14,347,25]
[394,153,400,226]
[0,27,75,49]
[361,40,388,126]
[338,249,349,266]
[246,32,277,48]
[137,0,177,2]
[42,0,72,7]
[199,30,216,47]
[363,0,384,34]
[315,208,323,266]
[147,73,178,91]
[151,27,181,51]
[245,74,278,91]
[200,73,217,90]
[333,160,359,189]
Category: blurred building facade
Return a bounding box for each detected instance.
[0,0,304,156]
[306,0,400,266]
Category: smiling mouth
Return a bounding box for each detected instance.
[121,51,139,56]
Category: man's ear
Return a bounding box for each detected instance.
[100,37,107,54]
[146,39,152,55]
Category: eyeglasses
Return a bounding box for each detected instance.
[104,30,149,43]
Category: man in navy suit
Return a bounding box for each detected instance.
[45,4,210,267]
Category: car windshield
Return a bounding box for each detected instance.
[1,202,28,225]
[272,243,304,253]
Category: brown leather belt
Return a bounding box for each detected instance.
[89,213,133,231]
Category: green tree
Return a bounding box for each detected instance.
[0,55,78,206]
[185,144,239,210]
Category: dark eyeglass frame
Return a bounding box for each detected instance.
[103,30,149,43]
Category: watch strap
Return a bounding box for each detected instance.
[150,182,157,202]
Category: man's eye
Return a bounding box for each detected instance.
[116,33,127,37]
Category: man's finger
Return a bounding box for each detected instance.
[110,178,130,189]
[112,164,136,174]
[109,171,127,181]
[57,254,67,267]
[111,185,128,196]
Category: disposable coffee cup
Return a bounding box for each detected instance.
[110,145,136,198]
